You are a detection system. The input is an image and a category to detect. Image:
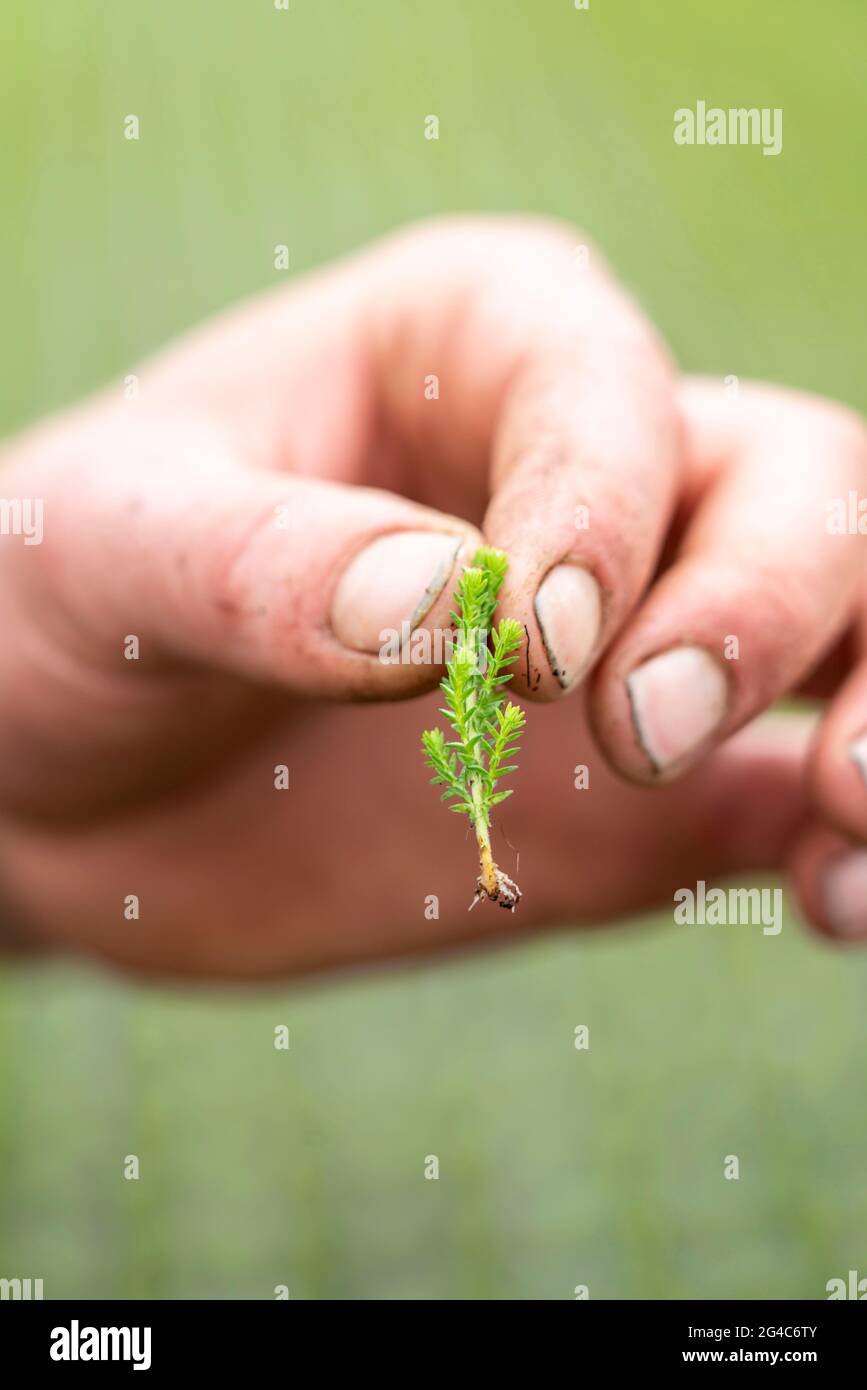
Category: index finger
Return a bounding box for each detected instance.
[139,216,683,702]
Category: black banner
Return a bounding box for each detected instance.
[0,1299,863,1373]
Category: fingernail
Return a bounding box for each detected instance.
[627,646,728,772]
[848,732,867,787]
[823,851,867,939]
[331,531,461,654]
[534,564,602,691]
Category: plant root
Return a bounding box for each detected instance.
[468,866,522,913]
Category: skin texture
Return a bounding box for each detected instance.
[1,215,866,978]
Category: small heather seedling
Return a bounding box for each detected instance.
[421,547,525,911]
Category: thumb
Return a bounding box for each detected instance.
[34,416,481,698]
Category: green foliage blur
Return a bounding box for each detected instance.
[0,0,865,1299]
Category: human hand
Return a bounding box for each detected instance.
[1,217,865,976]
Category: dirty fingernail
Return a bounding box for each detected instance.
[824,850,867,939]
[627,645,728,772]
[534,564,602,691]
[331,531,461,654]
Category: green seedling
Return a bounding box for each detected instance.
[421,546,525,911]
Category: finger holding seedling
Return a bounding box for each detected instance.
[0,412,483,723]
[357,217,685,703]
[482,330,682,701]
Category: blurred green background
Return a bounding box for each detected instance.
[1,0,865,1299]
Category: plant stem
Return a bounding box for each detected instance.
[462,632,499,897]
[471,781,498,897]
